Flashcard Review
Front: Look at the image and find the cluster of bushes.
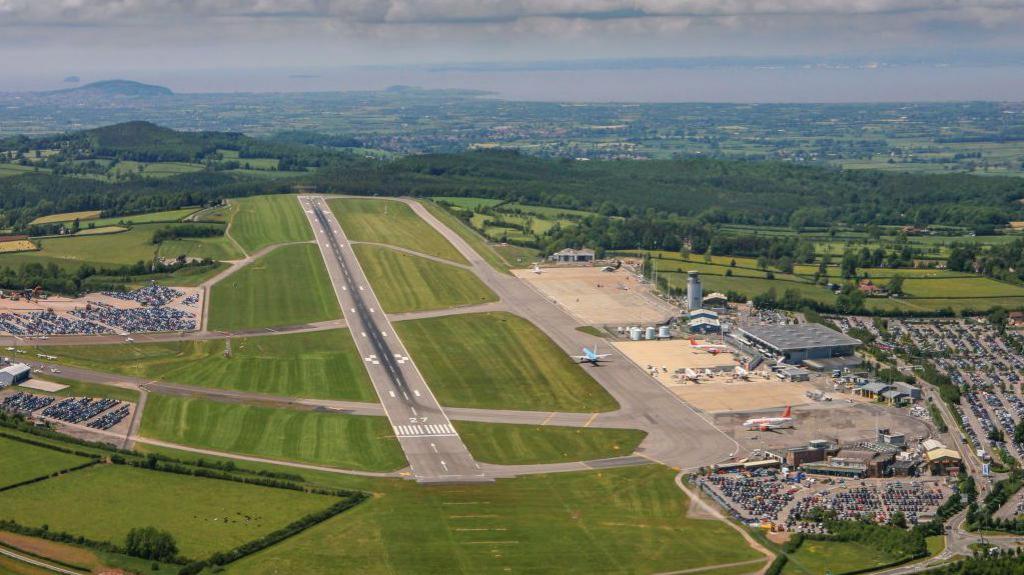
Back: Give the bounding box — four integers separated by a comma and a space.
967, 468, 1024, 533
0, 257, 216, 296
922, 547, 1024, 574
151, 224, 224, 244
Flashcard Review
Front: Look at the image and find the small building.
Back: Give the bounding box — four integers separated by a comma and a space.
688, 309, 720, 321
777, 365, 811, 382
926, 448, 962, 476
786, 445, 829, 468
921, 439, 946, 452
891, 460, 919, 477
702, 292, 729, 309
800, 447, 895, 478
855, 380, 921, 404
549, 248, 595, 263
689, 317, 721, 334
0, 363, 31, 387
1010, 311, 1024, 327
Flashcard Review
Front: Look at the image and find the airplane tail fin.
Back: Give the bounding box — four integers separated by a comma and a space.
782, 405, 791, 418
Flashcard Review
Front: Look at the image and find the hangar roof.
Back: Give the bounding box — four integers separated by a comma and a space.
739, 323, 862, 352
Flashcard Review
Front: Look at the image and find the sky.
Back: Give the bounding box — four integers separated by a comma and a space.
2, 1, 1024, 99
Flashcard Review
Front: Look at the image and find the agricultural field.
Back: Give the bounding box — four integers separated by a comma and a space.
0, 531, 180, 575
89, 207, 200, 227
329, 198, 467, 264
43, 329, 376, 402
9, 223, 230, 269
395, 312, 618, 413
29, 210, 102, 225
352, 244, 496, 313
0, 163, 40, 177
0, 240, 37, 253
452, 421, 647, 465
782, 540, 902, 575
139, 394, 406, 471
106, 160, 204, 179
208, 243, 340, 331
900, 277, 1024, 298
219, 149, 280, 170
0, 464, 340, 560
229, 195, 312, 253
218, 464, 762, 575
72, 225, 127, 236
0, 437, 93, 488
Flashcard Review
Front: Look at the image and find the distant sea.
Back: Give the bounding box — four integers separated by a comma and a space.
8, 64, 1024, 102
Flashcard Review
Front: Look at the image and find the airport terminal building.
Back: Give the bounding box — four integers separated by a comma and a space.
737, 324, 862, 364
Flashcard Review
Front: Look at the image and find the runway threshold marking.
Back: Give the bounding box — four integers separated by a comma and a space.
394, 424, 457, 437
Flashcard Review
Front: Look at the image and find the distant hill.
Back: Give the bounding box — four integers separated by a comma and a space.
52, 80, 173, 97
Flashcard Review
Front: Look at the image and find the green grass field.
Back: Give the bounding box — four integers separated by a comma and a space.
156, 232, 243, 261
89, 207, 200, 227
43, 329, 375, 402
353, 244, 496, 313
431, 196, 505, 210
783, 540, 902, 575
140, 394, 406, 471
107, 161, 204, 179
0, 464, 339, 560
0, 437, 92, 488
422, 201, 511, 273
218, 464, 760, 575
0, 163, 41, 178
208, 243, 340, 331
901, 277, 1024, 298
229, 195, 312, 253
14, 223, 232, 269
395, 312, 618, 413
21, 375, 141, 403
453, 421, 646, 465
330, 198, 467, 264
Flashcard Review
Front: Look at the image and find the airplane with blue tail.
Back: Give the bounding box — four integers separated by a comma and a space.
572, 344, 612, 365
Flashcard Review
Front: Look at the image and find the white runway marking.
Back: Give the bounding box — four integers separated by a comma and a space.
393, 424, 457, 437
413, 389, 421, 397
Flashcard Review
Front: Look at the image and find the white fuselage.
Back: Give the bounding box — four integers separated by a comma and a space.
742, 417, 794, 430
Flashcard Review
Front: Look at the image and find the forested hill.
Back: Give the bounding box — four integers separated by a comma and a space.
3, 122, 1024, 229
313, 150, 1024, 228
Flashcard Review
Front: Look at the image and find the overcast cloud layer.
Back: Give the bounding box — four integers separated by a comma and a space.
2, 0, 1023, 95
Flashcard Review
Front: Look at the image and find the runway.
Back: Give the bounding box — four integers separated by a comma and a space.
300, 196, 486, 483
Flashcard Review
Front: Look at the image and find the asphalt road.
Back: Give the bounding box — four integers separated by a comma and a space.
300, 195, 486, 483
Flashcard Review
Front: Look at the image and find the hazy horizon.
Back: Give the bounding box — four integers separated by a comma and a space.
3, 1, 1024, 103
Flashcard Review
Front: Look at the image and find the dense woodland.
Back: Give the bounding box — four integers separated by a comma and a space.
3, 123, 1024, 290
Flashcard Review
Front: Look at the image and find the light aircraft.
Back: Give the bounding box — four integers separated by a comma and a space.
743, 406, 795, 431
684, 367, 701, 382
573, 344, 612, 365
734, 366, 750, 380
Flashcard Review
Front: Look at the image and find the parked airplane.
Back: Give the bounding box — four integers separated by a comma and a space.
684, 367, 701, 382
734, 366, 750, 380
572, 344, 612, 365
689, 338, 731, 354
743, 406, 795, 431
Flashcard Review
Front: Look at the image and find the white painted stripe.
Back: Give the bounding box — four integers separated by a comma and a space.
388, 390, 395, 398
413, 390, 421, 397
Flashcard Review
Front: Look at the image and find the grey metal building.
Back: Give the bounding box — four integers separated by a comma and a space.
0, 363, 31, 387
737, 323, 862, 363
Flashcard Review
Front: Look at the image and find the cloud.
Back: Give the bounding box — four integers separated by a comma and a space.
1, 0, 1022, 25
